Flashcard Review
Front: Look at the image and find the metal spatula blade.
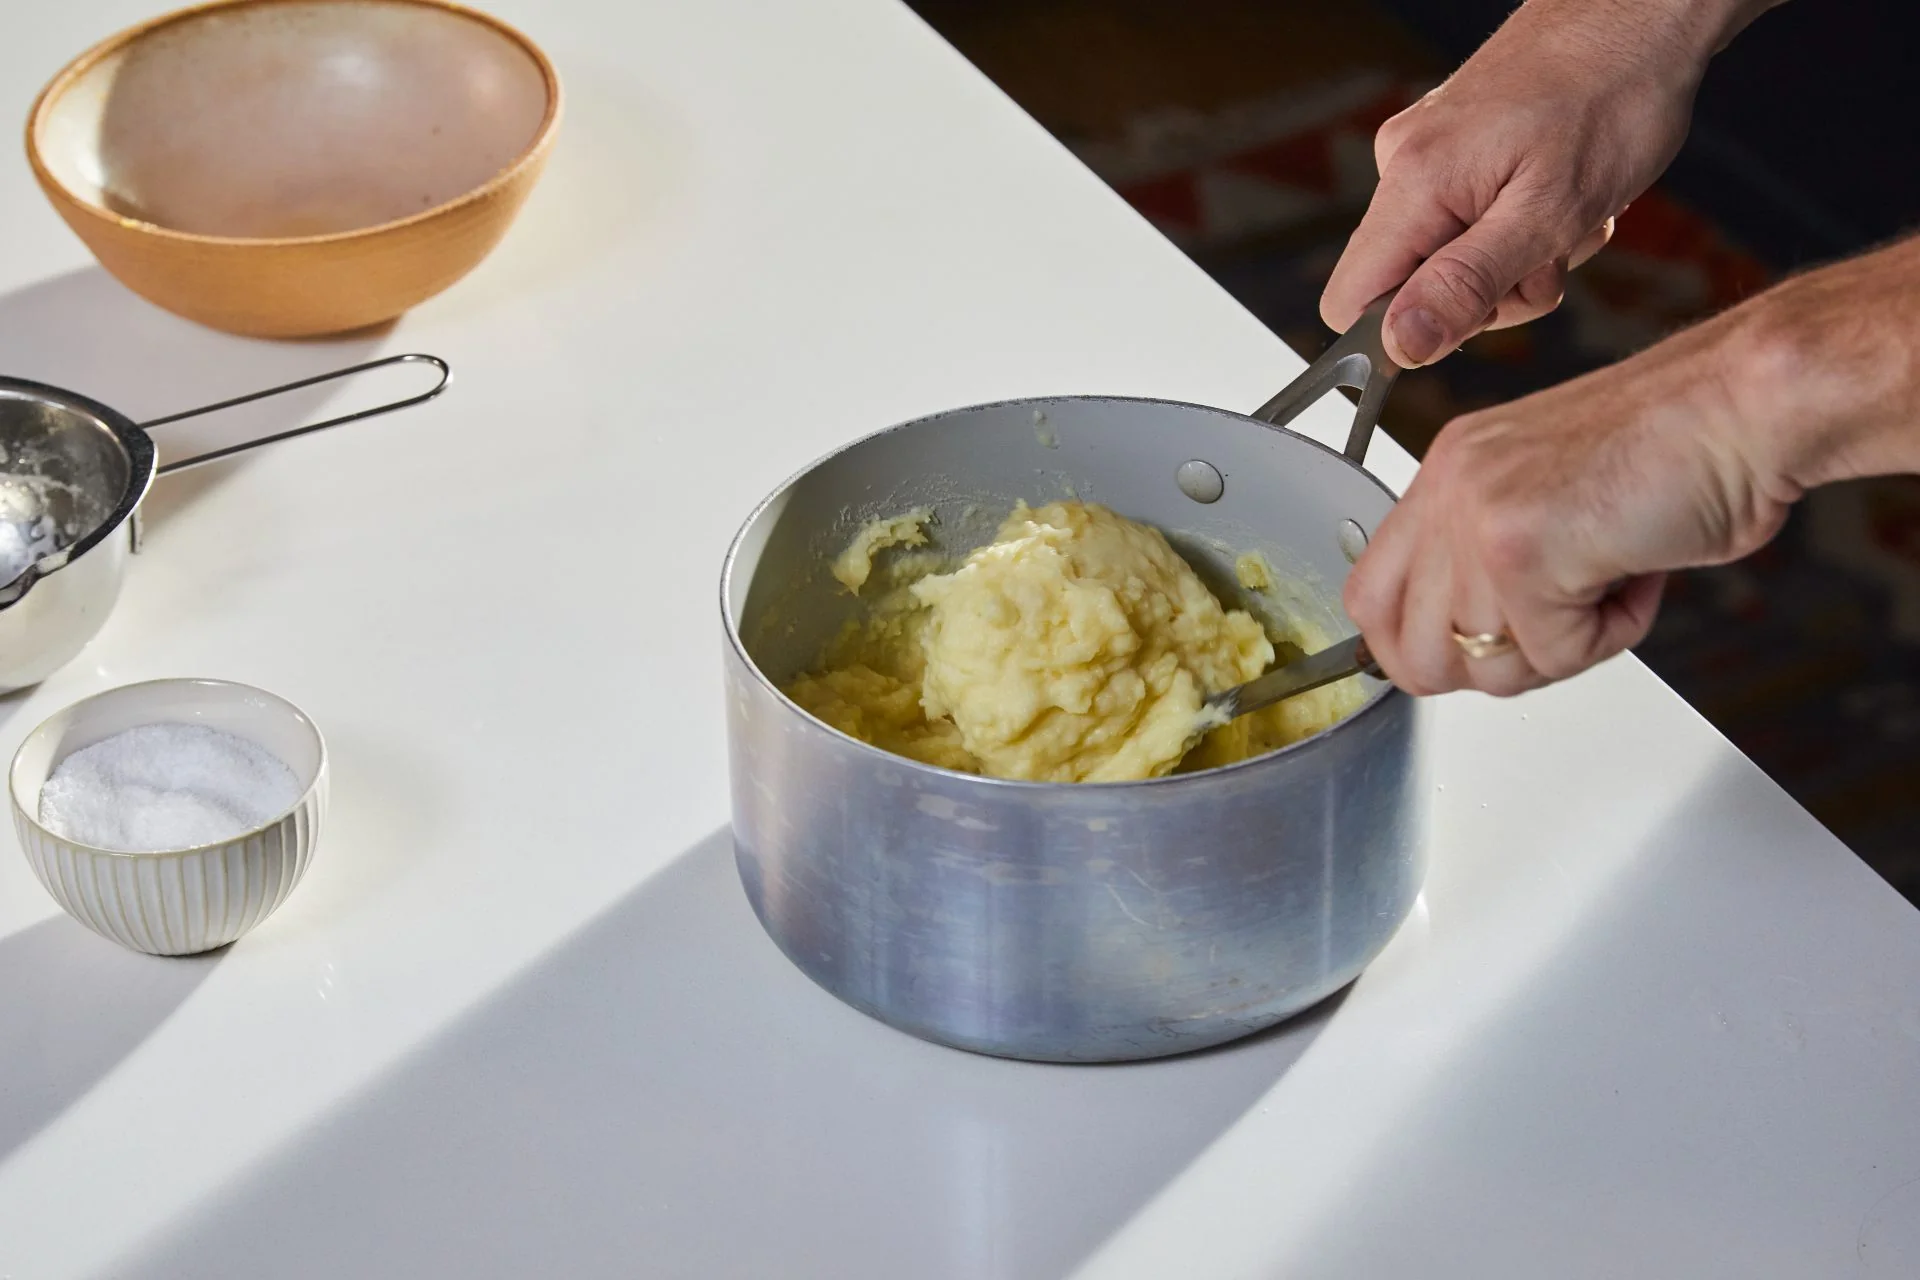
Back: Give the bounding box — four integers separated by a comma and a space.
1202, 634, 1383, 726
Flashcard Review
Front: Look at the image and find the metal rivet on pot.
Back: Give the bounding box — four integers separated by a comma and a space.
1337, 518, 1369, 563
1176, 459, 1224, 504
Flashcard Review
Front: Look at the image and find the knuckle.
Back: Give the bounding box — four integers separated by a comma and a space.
1489, 299, 1548, 331
1372, 128, 1402, 172
1416, 438, 1476, 501
1409, 447, 1453, 494
1373, 106, 1420, 166
1530, 643, 1589, 683
1516, 262, 1566, 310
1407, 654, 1458, 697
1477, 508, 1541, 579
1381, 131, 1443, 186
1388, 664, 1436, 698
1390, 635, 1458, 697
1419, 422, 1479, 479
1421, 243, 1507, 315
1343, 572, 1389, 631
1616, 618, 1657, 656
1474, 665, 1537, 699
1453, 478, 1541, 579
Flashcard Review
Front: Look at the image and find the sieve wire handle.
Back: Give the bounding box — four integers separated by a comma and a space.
1251, 292, 1399, 466
144, 353, 451, 477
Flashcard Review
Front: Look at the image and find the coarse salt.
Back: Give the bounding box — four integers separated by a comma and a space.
38, 722, 302, 852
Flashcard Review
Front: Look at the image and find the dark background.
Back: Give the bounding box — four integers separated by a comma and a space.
1382, 0, 1920, 269
910, 0, 1920, 903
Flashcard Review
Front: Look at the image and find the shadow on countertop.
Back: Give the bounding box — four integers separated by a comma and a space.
0, 916, 222, 1164
1288, 751, 1920, 1277
108, 829, 1340, 1280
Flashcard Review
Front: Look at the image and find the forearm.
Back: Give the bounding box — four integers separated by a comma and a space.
1508, 0, 1788, 75
1717, 234, 1920, 492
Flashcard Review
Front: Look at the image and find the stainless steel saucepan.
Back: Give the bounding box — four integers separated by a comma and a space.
721, 302, 1424, 1062
1, 355, 449, 693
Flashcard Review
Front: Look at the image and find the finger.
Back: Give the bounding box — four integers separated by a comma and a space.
1471, 499, 1600, 682
1321, 163, 1466, 336
1501, 572, 1667, 684
1343, 491, 1424, 691
1370, 100, 1424, 175
1443, 214, 1613, 337
1568, 216, 1615, 270
1492, 572, 1616, 684
1451, 553, 1547, 697
1485, 257, 1568, 331
1392, 532, 1465, 694
1383, 195, 1576, 368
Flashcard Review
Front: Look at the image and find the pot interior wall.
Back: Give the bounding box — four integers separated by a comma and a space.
731, 397, 1399, 689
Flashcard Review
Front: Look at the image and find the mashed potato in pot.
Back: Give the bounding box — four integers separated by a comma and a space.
784, 501, 1363, 782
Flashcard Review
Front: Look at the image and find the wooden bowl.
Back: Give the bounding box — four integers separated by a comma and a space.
25, 0, 561, 337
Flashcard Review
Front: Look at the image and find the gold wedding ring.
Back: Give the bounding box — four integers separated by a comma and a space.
1452, 628, 1518, 660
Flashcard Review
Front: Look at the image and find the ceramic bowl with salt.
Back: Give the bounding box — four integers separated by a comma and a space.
8, 678, 327, 955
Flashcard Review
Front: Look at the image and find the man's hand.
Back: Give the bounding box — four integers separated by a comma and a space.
1322, 0, 1780, 368
1346, 236, 1920, 695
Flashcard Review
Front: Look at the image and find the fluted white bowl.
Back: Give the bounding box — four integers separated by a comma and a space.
9, 679, 326, 955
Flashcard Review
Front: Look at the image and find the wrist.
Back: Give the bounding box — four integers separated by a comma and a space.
1718, 238, 1920, 492
1521, 0, 1778, 76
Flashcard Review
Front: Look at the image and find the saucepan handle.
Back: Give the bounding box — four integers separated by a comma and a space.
1251, 293, 1398, 466
143, 353, 451, 477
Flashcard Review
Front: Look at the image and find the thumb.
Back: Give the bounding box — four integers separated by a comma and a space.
1385, 204, 1567, 367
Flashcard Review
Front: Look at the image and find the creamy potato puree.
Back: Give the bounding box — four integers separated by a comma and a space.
1235, 550, 1274, 592
908, 503, 1268, 781
786, 570, 980, 772
832, 507, 932, 592
785, 501, 1364, 781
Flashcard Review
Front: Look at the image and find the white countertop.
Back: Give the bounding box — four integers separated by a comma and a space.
2, 2, 1917, 1276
